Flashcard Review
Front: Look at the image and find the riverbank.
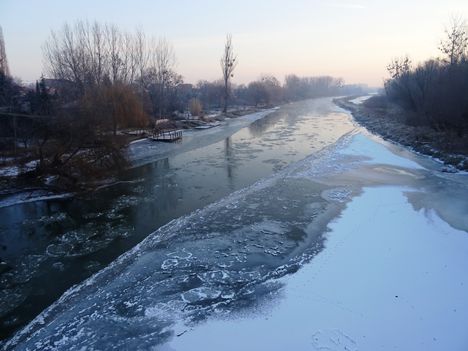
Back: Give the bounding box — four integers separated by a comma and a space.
334, 96, 468, 171
0, 107, 277, 208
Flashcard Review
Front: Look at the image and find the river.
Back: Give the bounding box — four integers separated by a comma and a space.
0, 98, 353, 340
2, 98, 468, 351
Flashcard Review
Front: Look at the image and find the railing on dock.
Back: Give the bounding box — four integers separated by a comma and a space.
150, 129, 183, 142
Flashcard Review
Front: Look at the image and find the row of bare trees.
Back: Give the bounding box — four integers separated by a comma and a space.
385, 16, 468, 133
44, 23, 350, 120
44, 21, 181, 117
44, 22, 146, 92
30, 21, 187, 183
196, 74, 346, 109
1, 21, 358, 186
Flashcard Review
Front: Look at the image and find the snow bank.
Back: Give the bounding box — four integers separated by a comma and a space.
349, 95, 372, 105
340, 133, 424, 169
0, 160, 38, 178
169, 186, 468, 351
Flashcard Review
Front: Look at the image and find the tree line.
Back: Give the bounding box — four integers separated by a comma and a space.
384, 16, 468, 134
0, 21, 363, 188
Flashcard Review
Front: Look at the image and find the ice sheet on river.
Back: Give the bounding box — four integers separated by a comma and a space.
5, 131, 468, 351
169, 186, 468, 351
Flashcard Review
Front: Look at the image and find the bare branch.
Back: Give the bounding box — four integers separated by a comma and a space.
439, 15, 468, 65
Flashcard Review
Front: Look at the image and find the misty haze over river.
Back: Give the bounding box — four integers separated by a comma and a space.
2, 98, 468, 350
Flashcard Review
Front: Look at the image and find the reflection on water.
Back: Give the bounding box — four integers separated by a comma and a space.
248, 109, 285, 136
0, 98, 355, 339
225, 137, 234, 185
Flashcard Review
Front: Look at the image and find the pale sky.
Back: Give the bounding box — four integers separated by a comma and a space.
1, 0, 467, 87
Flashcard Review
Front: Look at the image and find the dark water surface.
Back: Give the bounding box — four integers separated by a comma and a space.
0, 98, 354, 340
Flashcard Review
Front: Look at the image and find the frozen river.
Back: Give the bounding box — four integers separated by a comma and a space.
0, 99, 353, 340
2, 98, 468, 350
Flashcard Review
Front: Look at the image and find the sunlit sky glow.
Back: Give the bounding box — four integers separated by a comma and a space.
1, 0, 467, 87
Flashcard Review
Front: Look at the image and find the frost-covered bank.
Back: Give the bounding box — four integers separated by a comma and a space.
335, 96, 468, 171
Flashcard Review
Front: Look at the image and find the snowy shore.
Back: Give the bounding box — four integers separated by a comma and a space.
335, 96, 468, 172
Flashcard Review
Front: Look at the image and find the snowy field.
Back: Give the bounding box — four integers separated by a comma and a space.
3, 101, 468, 351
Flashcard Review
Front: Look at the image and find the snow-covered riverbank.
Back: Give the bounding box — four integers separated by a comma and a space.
336, 95, 468, 172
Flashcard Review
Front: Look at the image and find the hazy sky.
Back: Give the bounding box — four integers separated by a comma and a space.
1, 0, 467, 86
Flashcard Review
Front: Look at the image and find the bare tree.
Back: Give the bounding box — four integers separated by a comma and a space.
43, 20, 187, 121
439, 16, 468, 65
220, 34, 237, 113
43, 21, 155, 95
142, 38, 182, 118
134, 29, 150, 87
44, 23, 78, 90
81, 83, 148, 135
0, 26, 10, 76
386, 55, 412, 79
189, 98, 202, 117
153, 38, 176, 118
385, 55, 417, 110
197, 80, 224, 109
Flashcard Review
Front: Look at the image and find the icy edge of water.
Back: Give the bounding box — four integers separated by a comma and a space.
0, 192, 74, 209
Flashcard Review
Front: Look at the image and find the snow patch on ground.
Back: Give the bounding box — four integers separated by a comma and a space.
0, 160, 38, 177
349, 95, 372, 105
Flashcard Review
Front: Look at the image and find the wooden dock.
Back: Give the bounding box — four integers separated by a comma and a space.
149, 129, 183, 142
194, 122, 221, 130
